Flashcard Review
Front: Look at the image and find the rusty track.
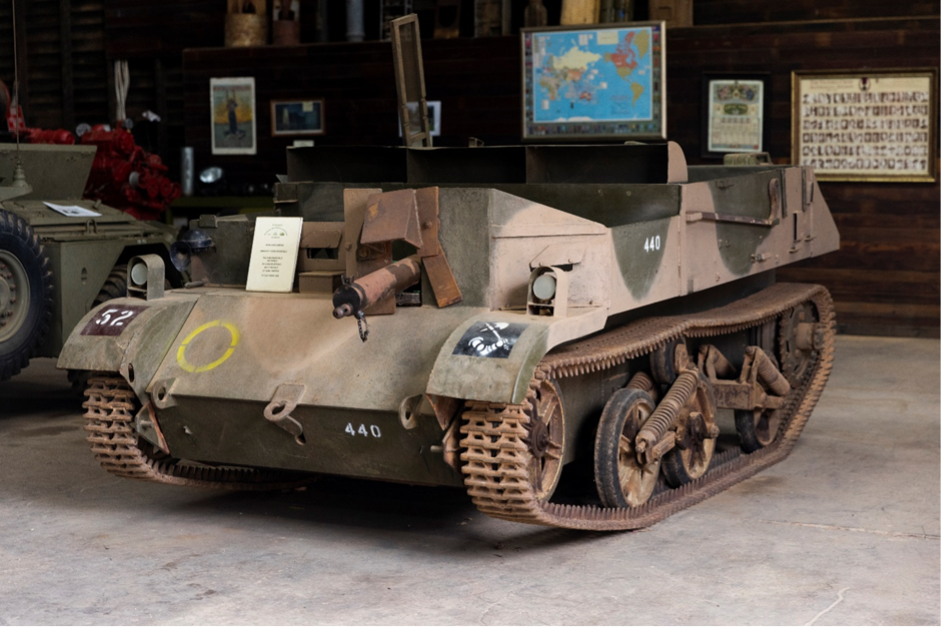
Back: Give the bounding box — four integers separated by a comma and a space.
459, 283, 835, 530
83, 376, 311, 490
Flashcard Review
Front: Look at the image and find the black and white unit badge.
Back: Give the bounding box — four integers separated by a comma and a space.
453, 322, 528, 359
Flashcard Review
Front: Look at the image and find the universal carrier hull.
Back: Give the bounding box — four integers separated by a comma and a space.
60, 143, 839, 530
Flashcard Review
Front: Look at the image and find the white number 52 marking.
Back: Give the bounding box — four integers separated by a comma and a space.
643, 235, 661, 253
94, 308, 135, 327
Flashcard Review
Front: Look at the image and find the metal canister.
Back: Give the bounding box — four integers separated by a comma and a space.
180, 147, 194, 197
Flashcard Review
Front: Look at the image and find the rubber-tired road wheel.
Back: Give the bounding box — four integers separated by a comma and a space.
95, 265, 129, 303
735, 408, 782, 453
0, 209, 52, 381
735, 353, 784, 453
594, 387, 660, 507
650, 337, 684, 385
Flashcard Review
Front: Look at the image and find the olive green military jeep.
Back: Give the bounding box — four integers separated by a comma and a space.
0, 143, 182, 381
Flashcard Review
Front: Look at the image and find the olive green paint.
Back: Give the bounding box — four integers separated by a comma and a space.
274, 179, 681, 229
612, 218, 672, 300
157, 400, 464, 487
436, 188, 493, 308
41, 240, 125, 355
711, 172, 781, 276
687, 165, 776, 183
0, 144, 96, 199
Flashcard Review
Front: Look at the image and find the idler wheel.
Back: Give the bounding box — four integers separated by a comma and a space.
779, 302, 819, 387
735, 352, 784, 453
594, 386, 660, 508
661, 375, 718, 488
522, 378, 566, 501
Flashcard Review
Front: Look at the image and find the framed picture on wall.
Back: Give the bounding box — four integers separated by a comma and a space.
399, 101, 441, 138
210, 77, 257, 155
791, 68, 938, 182
701, 72, 770, 158
270, 99, 325, 136
521, 21, 667, 142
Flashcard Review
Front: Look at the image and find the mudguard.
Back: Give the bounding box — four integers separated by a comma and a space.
57, 294, 198, 401
426, 308, 606, 404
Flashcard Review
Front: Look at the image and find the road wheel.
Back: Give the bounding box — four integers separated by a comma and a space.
661, 376, 717, 488
522, 378, 566, 501
0, 209, 53, 381
594, 387, 660, 507
735, 408, 783, 453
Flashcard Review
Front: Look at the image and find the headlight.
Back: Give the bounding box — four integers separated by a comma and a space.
126, 254, 166, 300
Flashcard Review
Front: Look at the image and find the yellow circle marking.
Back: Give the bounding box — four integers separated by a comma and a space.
176, 320, 240, 373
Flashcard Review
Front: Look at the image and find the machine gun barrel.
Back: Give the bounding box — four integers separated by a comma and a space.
332, 254, 422, 319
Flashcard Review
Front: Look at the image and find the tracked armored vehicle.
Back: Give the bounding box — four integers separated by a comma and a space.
58, 142, 839, 530
0, 143, 182, 381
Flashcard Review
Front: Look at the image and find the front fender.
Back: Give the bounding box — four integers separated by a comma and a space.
57, 294, 198, 401
427, 307, 609, 404
426, 313, 551, 405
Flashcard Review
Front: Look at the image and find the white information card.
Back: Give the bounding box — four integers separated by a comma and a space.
43, 202, 102, 217
245, 216, 304, 293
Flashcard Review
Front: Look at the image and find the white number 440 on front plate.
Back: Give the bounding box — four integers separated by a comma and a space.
345, 423, 382, 438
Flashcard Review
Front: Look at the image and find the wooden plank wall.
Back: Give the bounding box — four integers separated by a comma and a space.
668, 17, 941, 337
103, 0, 224, 57
99, 2, 213, 173
693, 0, 938, 24
71, 1, 109, 129
0, 0, 107, 131
17, 0, 64, 130
181, 36, 523, 167
0, 3, 14, 96
182, 16, 940, 337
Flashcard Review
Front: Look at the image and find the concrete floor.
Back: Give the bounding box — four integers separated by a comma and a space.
0, 335, 938, 625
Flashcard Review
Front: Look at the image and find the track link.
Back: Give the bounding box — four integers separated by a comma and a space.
83, 376, 312, 491
460, 283, 836, 531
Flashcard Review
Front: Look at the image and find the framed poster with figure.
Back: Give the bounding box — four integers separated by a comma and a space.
210, 77, 257, 155
792, 69, 938, 182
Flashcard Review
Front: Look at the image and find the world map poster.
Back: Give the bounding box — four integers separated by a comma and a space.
523, 23, 665, 141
